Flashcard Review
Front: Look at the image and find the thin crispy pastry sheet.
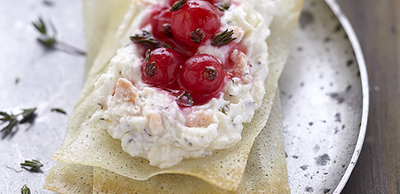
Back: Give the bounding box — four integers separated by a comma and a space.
44, 163, 93, 194
45, 91, 288, 193
46, 0, 302, 192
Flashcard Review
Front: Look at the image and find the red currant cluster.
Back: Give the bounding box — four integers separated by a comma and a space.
132, 0, 241, 106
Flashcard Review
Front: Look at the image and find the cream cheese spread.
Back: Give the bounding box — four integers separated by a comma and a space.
90, 0, 279, 168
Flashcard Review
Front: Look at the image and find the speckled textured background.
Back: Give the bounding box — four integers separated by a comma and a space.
0, 0, 367, 193
0, 0, 85, 193
280, 0, 367, 193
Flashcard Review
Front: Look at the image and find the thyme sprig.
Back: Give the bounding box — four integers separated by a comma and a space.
130, 30, 174, 50
21, 184, 31, 194
130, 30, 161, 50
211, 29, 237, 47
19, 108, 36, 124
32, 16, 86, 56
51, 108, 67, 115
32, 17, 56, 46
170, 0, 187, 12
0, 108, 36, 133
215, 1, 231, 11
20, 159, 43, 172
163, 42, 173, 50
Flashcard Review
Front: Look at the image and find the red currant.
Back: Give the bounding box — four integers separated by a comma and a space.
141, 47, 184, 88
170, 0, 221, 49
179, 54, 225, 94
168, 0, 179, 6
150, 5, 173, 39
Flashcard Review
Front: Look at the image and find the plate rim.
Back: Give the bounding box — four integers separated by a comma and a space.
323, 0, 370, 193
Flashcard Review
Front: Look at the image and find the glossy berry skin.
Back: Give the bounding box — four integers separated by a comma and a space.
141, 47, 184, 88
150, 5, 173, 39
179, 54, 225, 94
170, 0, 221, 49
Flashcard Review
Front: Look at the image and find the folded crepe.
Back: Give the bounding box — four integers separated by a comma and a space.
44, 0, 302, 192
45, 91, 288, 193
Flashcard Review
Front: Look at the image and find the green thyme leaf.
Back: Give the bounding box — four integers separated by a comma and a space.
0, 108, 36, 133
0, 111, 11, 121
51, 108, 66, 115
32, 17, 56, 48
20, 159, 43, 172
37, 37, 56, 48
32, 16, 86, 55
162, 42, 173, 50
130, 30, 161, 50
211, 29, 237, 47
2, 119, 18, 133
215, 1, 231, 11
32, 17, 47, 35
21, 184, 31, 194
19, 108, 37, 124
170, 0, 187, 12
0, 111, 18, 133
